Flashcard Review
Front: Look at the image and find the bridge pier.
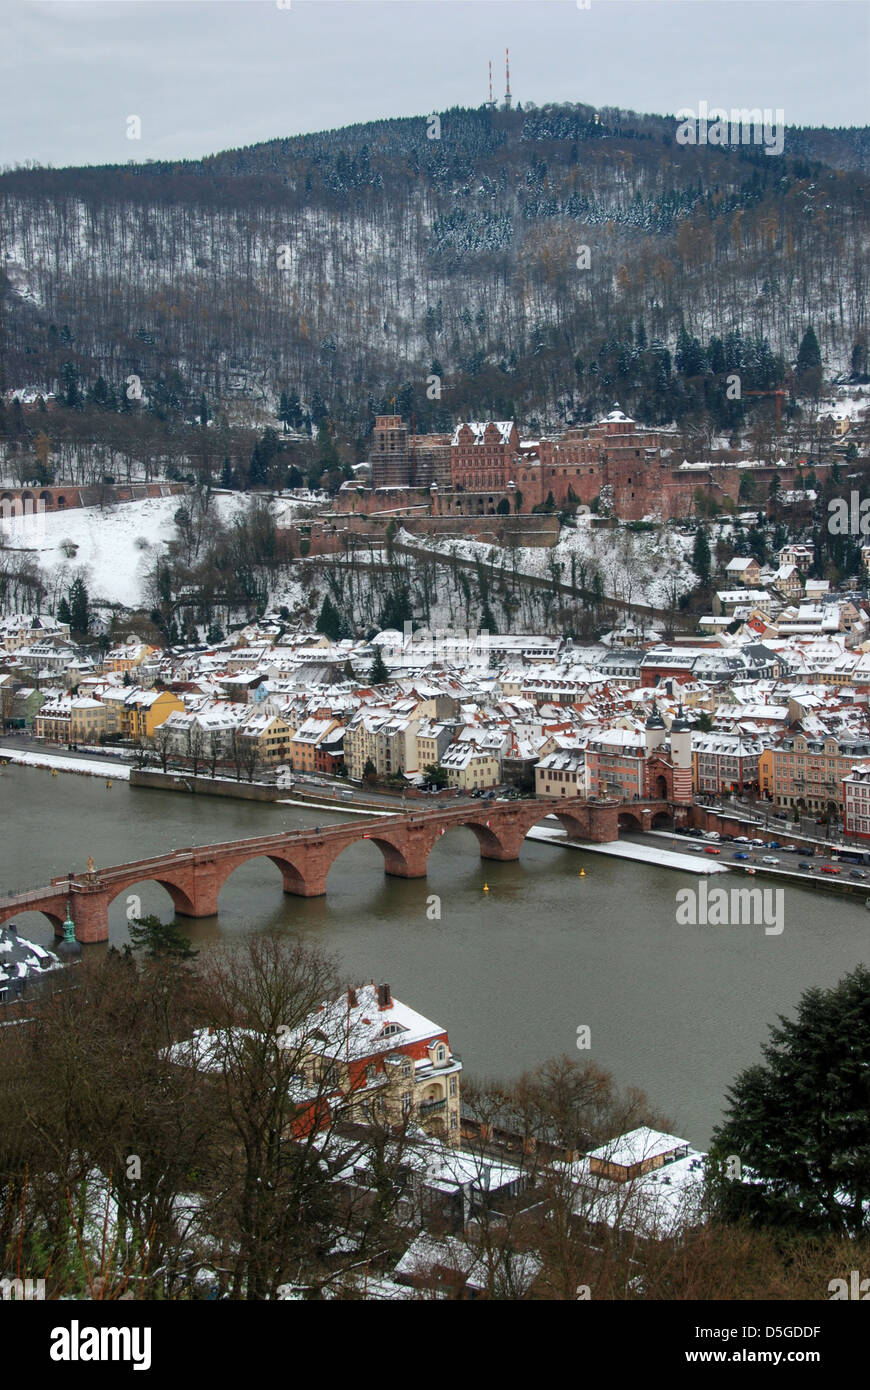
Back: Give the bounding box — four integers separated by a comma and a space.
381, 840, 432, 878
281, 868, 327, 897
68, 891, 110, 943
479, 835, 523, 862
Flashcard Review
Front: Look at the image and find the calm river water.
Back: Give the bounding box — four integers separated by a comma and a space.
3, 762, 868, 1146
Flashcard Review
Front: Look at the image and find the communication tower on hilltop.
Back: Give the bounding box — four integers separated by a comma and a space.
485, 59, 496, 110
503, 48, 512, 110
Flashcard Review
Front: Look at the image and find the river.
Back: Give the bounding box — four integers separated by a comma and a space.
3, 762, 868, 1147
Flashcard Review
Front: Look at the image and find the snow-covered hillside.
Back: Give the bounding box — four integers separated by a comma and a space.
0, 493, 248, 609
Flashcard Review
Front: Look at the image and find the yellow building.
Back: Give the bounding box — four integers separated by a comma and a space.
70, 697, 108, 743
34, 699, 71, 742
102, 642, 157, 676
238, 712, 294, 765
440, 742, 500, 791
125, 689, 185, 740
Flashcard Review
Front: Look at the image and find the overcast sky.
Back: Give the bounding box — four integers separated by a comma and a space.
2, 0, 868, 168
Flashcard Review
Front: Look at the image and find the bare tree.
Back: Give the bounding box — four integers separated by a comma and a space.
186, 722, 204, 779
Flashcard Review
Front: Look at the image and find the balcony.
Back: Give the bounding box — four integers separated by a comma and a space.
418, 1097, 447, 1115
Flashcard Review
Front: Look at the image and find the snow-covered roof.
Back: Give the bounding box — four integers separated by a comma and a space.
451, 421, 515, 447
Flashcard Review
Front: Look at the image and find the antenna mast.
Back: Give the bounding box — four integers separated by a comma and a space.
504, 48, 512, 110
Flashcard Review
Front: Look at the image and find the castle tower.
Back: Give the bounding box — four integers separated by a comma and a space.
669, 707, 693, 805
644, 709, 666, 757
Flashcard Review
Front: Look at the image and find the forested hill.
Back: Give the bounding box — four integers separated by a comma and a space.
2, 102, 868, 434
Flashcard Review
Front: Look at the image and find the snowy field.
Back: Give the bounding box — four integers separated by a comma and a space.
0, 493, 250, 609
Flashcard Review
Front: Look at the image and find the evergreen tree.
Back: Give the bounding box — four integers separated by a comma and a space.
127, 913, 198, 960
708, 966, 870, 1234
57, 596, 72, 625
61, 362, 81, 410
316, 596, 342, 641
379, 586, 412, 631
219, 457, 234, 489
310, 391, 329, 429
68, 576, 90, 635
796, 325, 823, 396
199, 393, 210, 428
248, 443, 268, 488
369, 647, 389, 684
691, 527, 711, 585
796, 324, 822, 373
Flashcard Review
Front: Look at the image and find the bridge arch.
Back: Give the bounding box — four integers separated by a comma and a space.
105, 876, 197, 920
323, 832, 427, 883
0, 903, 66, 937
428, 817, 517, 862
617, 810, 644, 833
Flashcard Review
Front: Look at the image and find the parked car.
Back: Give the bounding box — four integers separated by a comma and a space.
820, 864, 841, 875
734, 836, 750, 844
734, 852, 751, 861
782, 845, 799, 853
749, 838, 765, 847
762, 856, 780, 865
687, 829, 703, 838
721, 834, 735, 842
766, 841, 780, 850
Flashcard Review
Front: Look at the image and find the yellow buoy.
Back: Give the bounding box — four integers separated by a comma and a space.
106, 780, 112, 789
579, 868, 586, 877
51, 768, 58, 777
482, 883, 489, 893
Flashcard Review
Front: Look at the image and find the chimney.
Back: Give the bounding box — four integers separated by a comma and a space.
377, 982, 392, 1009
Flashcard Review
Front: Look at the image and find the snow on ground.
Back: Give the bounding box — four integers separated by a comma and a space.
528, 824, 728, 874
0, 493, 249, 608
400, 515, 695, 611
0, 747, 131, 779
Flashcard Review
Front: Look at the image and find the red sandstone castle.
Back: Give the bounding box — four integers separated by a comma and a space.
364, 408, 822, 523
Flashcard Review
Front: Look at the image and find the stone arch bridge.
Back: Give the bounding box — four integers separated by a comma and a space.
1, 799, 680, 943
